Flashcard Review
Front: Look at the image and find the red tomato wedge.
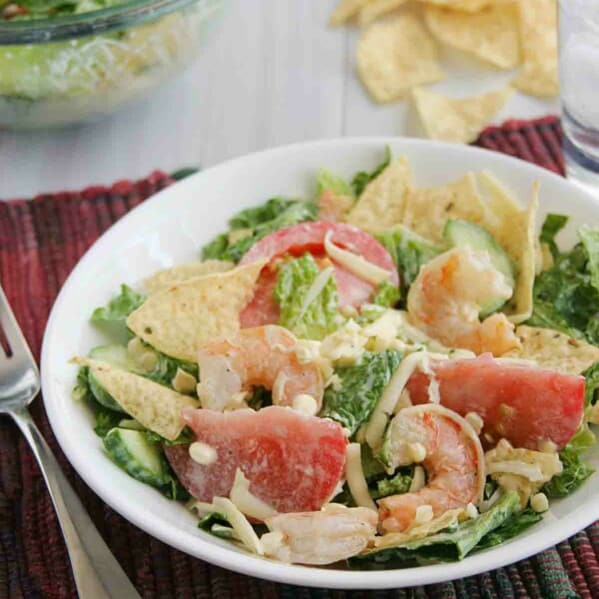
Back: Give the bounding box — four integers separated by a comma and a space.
406, 353, 585, 451
164, 406, 347, 513
239, 222, 399, 326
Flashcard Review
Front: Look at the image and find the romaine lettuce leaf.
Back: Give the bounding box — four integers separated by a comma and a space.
352, 492, 521, 567
371, 471, 412, 500
274, 253, 342, 340
372, 281, 401, 308
317, 169, 353, 197
539, 213, 568, 260
528, 226, 599, 344
376, 225, 442, 294
584, 362, 599, 407
579, 225, 599, 291
201, 199, 317, 263
351, 146, 392, 197
320, 350, 402, 435
91, 284, 145, 339
474, 508, 542, 551
543, 426, 596, 498
143, 349, 198, 388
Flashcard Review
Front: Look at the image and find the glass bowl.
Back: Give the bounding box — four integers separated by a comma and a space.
0, 0, 225, 129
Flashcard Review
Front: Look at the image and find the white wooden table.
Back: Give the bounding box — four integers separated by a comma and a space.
0, 0, 559, 199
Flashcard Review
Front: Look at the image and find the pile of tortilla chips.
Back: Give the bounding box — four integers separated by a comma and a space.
344, 153, 538, 322
330, 0, 558, 143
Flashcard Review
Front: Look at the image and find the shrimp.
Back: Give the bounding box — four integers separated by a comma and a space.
196, 325, 324, 412
263, 504, 377, 565
407, 247, 520, 356
378, 404, 485, 533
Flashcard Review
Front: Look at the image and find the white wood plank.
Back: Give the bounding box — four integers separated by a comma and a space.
0, 0, 345, 198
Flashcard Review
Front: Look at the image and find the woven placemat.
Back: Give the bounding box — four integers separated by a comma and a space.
1, 117, 597, 599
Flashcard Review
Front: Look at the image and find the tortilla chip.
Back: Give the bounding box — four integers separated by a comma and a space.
329, 0, 370, 26
357, 13, 445, 103
512, 0, 558, 97
482, 182, 538, 323
402, 173, 486, 244
127, 260, 266, 362
358, 0, 408, 26
75, 358, 199, 440
412, 86, 514, 144
478, 171, 523, 220
503, 326, 599, 375
345, 157, 412, 233
144, 260, 234, 294
424, 4, 520, 69
415, 0, 514, 11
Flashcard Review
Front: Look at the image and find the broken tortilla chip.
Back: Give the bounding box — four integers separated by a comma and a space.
424, 4, 520, 69
329, 0, 371, 26
358, 0, 408, 26
503, 326, 599, 375
482, 181, 539, 323
346, 157, 412, 233
412, 86, 514, 144
127, 260, 266, 362
402, 173, 486, 244
512, 0, 558, 97
357, 13, 445, 103
74, 358, 199, 440
144, 260, 234, 294
415, 0, 515, 11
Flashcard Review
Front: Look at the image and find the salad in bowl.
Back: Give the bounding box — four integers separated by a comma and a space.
70, 148, 599, 569
0, 0, 224, 128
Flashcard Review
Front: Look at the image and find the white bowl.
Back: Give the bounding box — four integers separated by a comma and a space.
41, 138, 599, 590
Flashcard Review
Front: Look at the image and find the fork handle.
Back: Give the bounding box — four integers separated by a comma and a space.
11, 406, 141, 599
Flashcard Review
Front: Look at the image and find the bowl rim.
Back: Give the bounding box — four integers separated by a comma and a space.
40, 136, 599, 590
0, 0, 220, 45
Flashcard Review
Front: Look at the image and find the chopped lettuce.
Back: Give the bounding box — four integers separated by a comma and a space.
543, 426, 596, 498
474, 508, 542, 551
376, 225, 442, 294
143, 348, 198, 388
316, 169, 353, 197
73, 366, 123, 437
371, 470, 412, 500
579, 225, 599, 290
274, 253, 342, 340
584, 362, 599, 407
540, 213, 568, 260
528, 226, 599, 344
90, 284, 145, 340
201, 198, 317, 263
351, 146, 392, 197
320, 350, 402, 435
144, 427, 195, 447
372, 281, 401, 308
352, 492, 521, 567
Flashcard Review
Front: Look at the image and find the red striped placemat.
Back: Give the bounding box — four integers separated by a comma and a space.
1, 117, 597, 599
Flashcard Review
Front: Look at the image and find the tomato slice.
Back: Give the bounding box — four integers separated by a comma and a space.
239, 222, 399, 326
406, 353, 585, 450
164, 406, 347, 514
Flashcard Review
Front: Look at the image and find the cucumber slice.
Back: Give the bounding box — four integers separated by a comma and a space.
103, 428, 172, 489
443, 219, 516, 316
90, 345, 137, 371
88, 372, 126, 413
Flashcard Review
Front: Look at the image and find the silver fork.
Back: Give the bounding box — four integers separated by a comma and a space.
0, 285, 141, 599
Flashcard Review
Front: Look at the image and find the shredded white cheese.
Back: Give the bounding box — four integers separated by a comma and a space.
409, 466, 426, 492
345, 443, 378, 512
364, 351, 429, 451
298, 266, 335, 320
486, 461, 545, 482
260, 530, 285, 556
324, 230, 391, 285
172, 368, 197, 394
212, 497, 264, 555
229, 469, 278, 521
465, 412, 484, 436
530, 492, 549, 513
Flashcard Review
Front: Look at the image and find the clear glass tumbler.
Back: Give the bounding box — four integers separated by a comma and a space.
559, 0, 599, 186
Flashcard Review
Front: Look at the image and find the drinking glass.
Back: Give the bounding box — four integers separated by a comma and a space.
559, 0, 599, 186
